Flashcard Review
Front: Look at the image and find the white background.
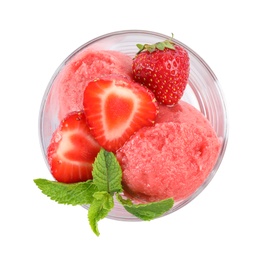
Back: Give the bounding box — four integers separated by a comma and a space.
1, 0, 261, 259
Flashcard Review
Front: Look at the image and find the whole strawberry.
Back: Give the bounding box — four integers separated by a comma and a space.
132, 37, 190, 106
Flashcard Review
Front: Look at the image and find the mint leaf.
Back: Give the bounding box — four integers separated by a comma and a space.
34, 178, 97, 205
88, 191, 114, 236
88, 149, 122, 236
92, 149, 122, 194
35, 149, 175, 235
117, 194, 174, 221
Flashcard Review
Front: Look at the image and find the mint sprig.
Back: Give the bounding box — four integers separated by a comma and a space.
88, 191, 114, 236
117, 194, 174, 221
33, 179, 97, 205
92, 148, 122, 194
34, 148, 175, 236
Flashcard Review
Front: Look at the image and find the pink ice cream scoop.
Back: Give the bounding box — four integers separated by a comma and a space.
48, 49, 133, 120
116, 101, 221, 203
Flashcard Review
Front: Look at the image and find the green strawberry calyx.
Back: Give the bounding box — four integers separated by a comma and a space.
136, 33, 175, 54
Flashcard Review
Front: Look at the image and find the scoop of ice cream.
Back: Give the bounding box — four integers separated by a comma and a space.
116, 101, 221, 203
48, 49, 133, 120
156, 100, 213, 127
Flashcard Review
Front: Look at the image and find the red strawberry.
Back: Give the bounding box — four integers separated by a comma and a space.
83, 75, 158, 152
132, 37, 190, 106
47, 111, 101, 183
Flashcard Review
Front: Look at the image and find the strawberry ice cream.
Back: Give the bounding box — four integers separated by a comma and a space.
116, 101, 221, 203
45, 46, 221, 205
38, 31, 227, 229
48, 49, 132, 120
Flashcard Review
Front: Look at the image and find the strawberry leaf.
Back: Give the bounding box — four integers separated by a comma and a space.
136, 34, 176, 55
92, 148, 122, 194
156, 42, 165, 50
33, 179, 98, 205
147, 44, 156, 53
136, 43, 144, 51
163, 40, 175, 50
117, 194, 174, 221
88, 191, 114, 236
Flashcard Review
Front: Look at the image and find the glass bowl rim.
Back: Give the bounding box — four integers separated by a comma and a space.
38, 29, 229, 221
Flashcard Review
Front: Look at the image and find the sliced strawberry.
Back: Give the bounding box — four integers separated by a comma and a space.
47, 111, 101, 183
83, 75, 158, 152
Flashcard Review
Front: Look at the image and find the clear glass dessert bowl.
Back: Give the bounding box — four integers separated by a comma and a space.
39, 30, 228, 221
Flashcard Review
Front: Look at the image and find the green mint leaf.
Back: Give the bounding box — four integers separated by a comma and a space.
34, 178, 97, 205
92, 148, 122, 194
88, 191, 114, 236
117, 194, 174, 221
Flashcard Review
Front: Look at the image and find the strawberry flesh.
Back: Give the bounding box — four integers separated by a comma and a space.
83, 76, 158, 152
105, 93, 134, 130
47, 111, 101, 183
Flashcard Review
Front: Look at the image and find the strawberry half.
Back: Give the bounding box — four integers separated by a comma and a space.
47, 111, 101, 183
83, 75, 158, 152
132, 37, 190, 106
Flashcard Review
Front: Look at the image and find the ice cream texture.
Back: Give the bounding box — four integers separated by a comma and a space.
47, 48, 221, 204
49, 48, 133, 120
116, 101, 221, 202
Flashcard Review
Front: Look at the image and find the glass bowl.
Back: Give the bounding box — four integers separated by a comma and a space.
39, 30, 228, 221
